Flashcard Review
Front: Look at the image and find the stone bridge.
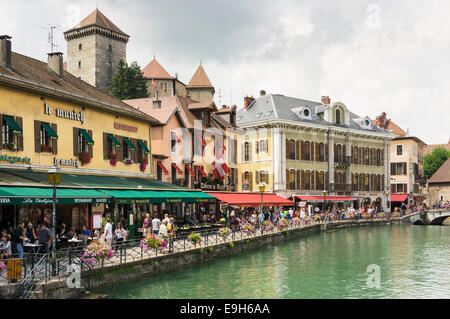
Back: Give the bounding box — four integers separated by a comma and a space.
402, 210, 450, 225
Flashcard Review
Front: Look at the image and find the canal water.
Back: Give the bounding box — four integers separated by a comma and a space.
100, 224, 450, 299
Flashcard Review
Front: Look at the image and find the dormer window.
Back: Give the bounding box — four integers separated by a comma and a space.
335, 108, 341, 124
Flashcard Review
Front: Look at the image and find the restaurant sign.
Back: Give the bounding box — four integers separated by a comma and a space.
54, 158, 79, 168
0, 197, 110, 205
44, 103, 85, 124
0, 155, 31, 164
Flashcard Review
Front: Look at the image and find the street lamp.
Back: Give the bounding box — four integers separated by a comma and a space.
259, 182, 265, 213
385, 191, 390, 219
322, 190, 327, 212
48, 166, 62, 255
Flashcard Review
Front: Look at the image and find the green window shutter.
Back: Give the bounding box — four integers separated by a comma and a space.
51, 124, 57, 155
15, 117, 23, 151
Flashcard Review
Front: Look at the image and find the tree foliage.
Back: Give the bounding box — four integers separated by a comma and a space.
110, 60, 148, 100
424, 147, 450, 179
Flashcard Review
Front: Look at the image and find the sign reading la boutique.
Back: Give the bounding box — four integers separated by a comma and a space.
44, 103, 85, 124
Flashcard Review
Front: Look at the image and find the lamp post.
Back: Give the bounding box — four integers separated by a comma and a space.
259, 183, 265, 234
385, 191, 390, 220
322, 190, 327, 212
48, 166, 62, 255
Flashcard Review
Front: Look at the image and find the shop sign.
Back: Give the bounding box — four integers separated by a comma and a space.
0, 197, 110, 205
44, 103, 85, 124
117, 199, 150, 204
114, 122, 138, 133
54, 158, 79, 168
166, 199, 182, 203
0, 155, 31, 164
200, 183, 233, 191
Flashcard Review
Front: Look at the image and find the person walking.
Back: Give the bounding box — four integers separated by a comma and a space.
37, 224, 52, 254
143, 214, 152, 236
104, 218, 113, 247
114, 223, 125, 252
158, 220, 168, 240
11, 222, 25, 258
152, 214, 161, 235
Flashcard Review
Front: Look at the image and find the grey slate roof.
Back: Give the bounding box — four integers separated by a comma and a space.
236, 94, 388, 134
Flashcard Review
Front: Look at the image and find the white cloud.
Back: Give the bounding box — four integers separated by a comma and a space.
0, 0, 448, 144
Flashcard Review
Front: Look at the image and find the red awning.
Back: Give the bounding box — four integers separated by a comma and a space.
207, 192, 293, 207
295, 196, 353, 201
157, 161, 169, 175
195, 165, 207, 177
391, 194, 408, 202
185, 165, 194, 175
221, 163, 231, 174
172, 163, 183, 175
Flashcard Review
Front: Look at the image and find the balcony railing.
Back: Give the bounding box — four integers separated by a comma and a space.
334, 156, 352, 169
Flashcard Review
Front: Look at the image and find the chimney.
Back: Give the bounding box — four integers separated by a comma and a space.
243, 96, 255, 109
153, 99, 161, 109
321, 96, 330, 105
175, 73, 178, 80
230, 106, 237, 126
260, 90, 266, 96
47, 52, 64, 78
376, 112, 387, 128
0, 35, 12, 69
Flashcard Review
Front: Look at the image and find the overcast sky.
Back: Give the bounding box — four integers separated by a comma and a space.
1, 0, 449, 144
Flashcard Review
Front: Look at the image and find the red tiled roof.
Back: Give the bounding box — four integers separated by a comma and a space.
142, 58, 174, 79
371, 119, 407, 137
67, 9, 128, 36
188, 64, 213, 88
424, 139, 450, 155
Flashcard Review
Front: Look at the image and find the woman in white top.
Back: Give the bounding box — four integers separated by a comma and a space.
158, 220, 168, 239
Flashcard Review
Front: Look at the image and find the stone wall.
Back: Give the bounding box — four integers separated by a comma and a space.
36, 219, 393, 299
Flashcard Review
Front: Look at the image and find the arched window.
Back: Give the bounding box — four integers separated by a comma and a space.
365, 148, 370, 165
289, 169, 296, 190
376, 149, 382, 166
335, 108, 342, 124
353, 173, 359, 191
305, 141, 311, 160
365, 174, 370, 191
288, 139, 296, 160
318, 171, 325, 190
260, 170, 269, 184
304, 170, 311, 190
337, 144, 342, 162
353, 146, 359, 164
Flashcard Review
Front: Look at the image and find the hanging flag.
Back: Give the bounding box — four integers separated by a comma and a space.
152, 79, 158, 89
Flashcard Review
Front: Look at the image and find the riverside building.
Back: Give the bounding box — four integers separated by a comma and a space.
0, 36, 214, 238
236, 92, 395, 212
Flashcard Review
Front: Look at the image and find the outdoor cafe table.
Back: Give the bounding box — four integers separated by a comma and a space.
24, 243, 42, 254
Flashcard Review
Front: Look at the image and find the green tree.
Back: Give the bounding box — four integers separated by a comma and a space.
110, 59, 148, 100
424, 147, 450, 178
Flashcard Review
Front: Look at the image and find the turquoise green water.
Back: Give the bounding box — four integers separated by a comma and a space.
100, 225, 450, 299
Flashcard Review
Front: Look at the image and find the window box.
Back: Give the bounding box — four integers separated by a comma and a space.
124, 158, 134, 165
3, 143, 17, 151
138, 157, 147, 172
40, 145, 52, 153
79, 152, 91, 166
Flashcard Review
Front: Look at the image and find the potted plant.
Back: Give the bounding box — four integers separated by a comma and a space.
124, 158, 134, 165
40, 144, 52, 153
139, 157, 148, 172
218, 227, 231, 239
140, 234, 167, 252
79, 152, 91, 165
262, 220, 274, 231
241, 223, 255, 235
277, 218, 289, 230
108, 152, 118, 166
0, 261, 7, 274
292, 217, 302, 226
81, 240, 114, 266
3, 143, 17, 151
188, 232, 202, 246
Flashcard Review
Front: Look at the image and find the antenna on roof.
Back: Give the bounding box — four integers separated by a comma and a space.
48, 26, 57, 53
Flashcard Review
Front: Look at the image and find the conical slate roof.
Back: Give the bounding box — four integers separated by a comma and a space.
142, 58, 174, 79
66, 9, 128, 36
188, 64, 213, 88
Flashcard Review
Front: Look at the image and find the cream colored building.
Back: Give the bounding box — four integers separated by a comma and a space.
236, 93, 394, 212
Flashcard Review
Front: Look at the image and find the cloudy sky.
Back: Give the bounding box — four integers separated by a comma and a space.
1, 0, 449, 144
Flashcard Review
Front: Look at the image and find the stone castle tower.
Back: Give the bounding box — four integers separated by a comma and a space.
64, 9, 129, 94
186, 64, 215, 104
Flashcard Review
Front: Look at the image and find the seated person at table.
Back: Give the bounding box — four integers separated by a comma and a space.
66, 227, 77, 240
1, 229, 10, 241
80, 225, 91, 237
58, 223, 67, 238
0, 236, 11, 259
37, 225, 52, 253
26, 223, 36, 244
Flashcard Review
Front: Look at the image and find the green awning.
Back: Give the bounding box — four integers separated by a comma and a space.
41, 122, 58, 140
138, 140, 150, 154
3, 116, 22, 135
79, 129, 94, 145
107, 134, 121, 146
97, 189, 216, 204
123, 137, 136, 151
0, 187, 111, 205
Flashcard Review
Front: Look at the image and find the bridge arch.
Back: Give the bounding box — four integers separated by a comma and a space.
429, 216, 450, 226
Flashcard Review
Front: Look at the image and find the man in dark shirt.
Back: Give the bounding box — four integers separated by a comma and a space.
37, 225, 52, 253
11, 222, 25, 258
